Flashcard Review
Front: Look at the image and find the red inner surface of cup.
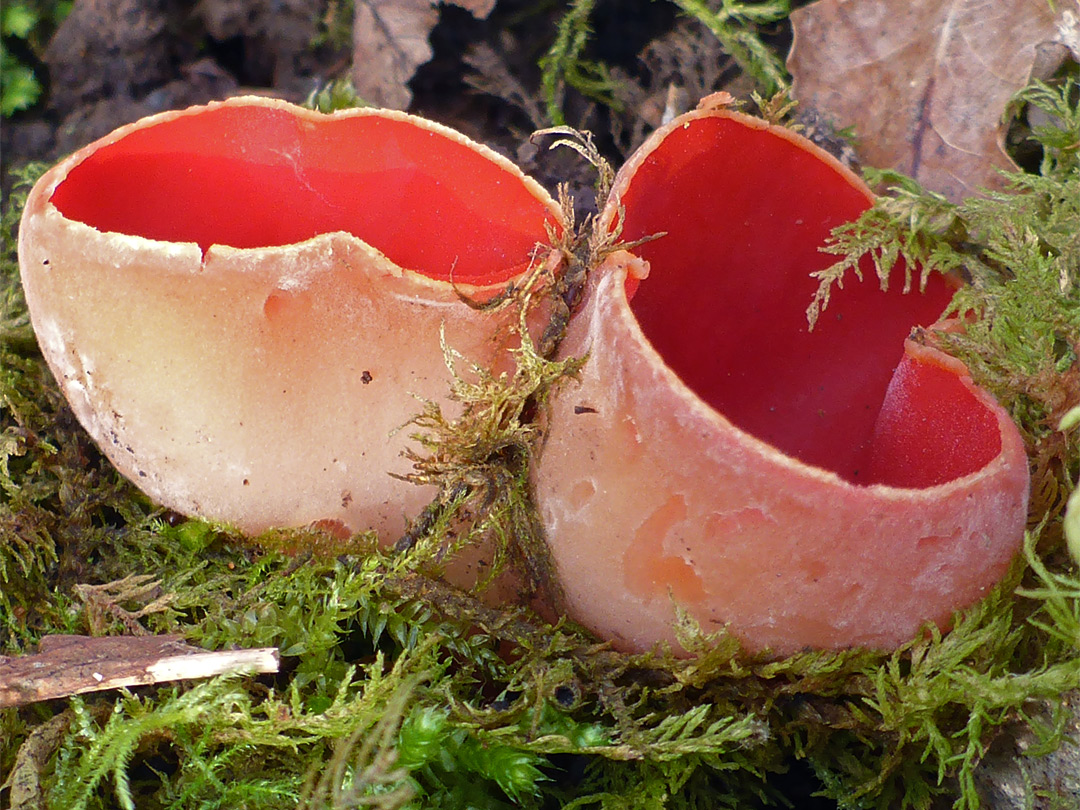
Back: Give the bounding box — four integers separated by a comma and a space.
51, 104, 555, 284
617, 115, 1000, 486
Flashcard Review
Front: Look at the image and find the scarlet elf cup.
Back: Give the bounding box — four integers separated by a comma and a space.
532, 108, 1029, 655
18, 97, 564, 540
18, 97, 1029, 656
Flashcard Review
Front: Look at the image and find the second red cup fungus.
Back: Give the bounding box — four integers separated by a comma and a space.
532, 109, 1030, 656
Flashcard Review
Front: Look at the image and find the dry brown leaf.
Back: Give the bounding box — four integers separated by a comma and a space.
352, 0, 497, 109
788, 0, 1080, 201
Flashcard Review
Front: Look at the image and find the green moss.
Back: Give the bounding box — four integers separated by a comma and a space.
303, 77, 371, 113
668, 0, 790, 96
1, 2, 73, 117
540, 0, 623, 125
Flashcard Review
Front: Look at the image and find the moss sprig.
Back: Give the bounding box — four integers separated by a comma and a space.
669, 0, 790, 96
303, 77, 371, 113
538, 0, 790, 127
539, 0, 623, 125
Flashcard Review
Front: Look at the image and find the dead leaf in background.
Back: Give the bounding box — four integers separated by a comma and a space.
788, 0, 1080, 202
353, 0, 497, 109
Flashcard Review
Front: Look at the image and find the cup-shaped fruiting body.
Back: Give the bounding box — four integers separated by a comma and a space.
19, 96, 563, 538
533, 110, 1030, 656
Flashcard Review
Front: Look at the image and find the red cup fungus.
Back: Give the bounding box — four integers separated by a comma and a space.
18, 96, 563, 538
532, 108, 1030, 656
